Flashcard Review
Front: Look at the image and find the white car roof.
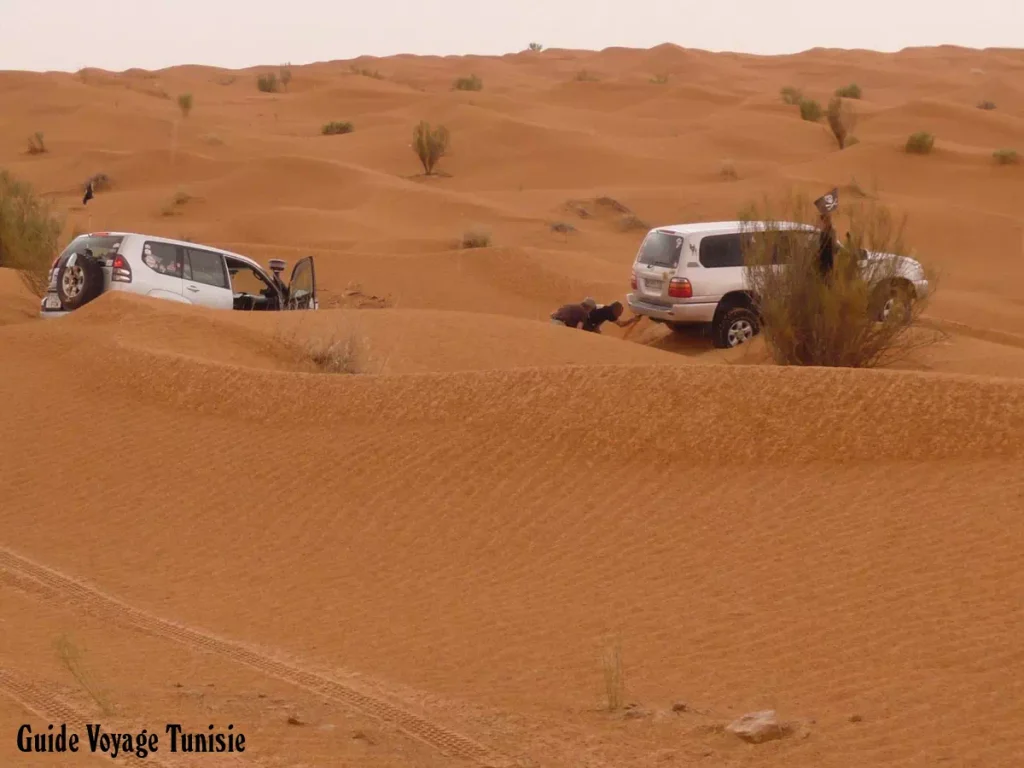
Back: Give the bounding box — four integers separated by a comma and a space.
79, 231, 268, 272
651, 220, 818, 237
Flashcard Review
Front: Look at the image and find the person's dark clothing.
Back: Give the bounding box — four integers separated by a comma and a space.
551, 303, 590, 328
582, 304, 619, 332
817, 226, 835, 278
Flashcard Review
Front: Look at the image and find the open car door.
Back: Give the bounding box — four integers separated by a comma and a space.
286, 256, 317, 310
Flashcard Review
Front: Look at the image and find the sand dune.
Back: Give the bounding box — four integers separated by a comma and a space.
3, 43, 1024, 768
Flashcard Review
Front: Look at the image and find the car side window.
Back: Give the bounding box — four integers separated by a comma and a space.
183, 247, 229, 289
141, 241, 183, 278
698, 233, 744, 268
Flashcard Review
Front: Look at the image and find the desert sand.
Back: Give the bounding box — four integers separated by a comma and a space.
1, 43, 1023, 767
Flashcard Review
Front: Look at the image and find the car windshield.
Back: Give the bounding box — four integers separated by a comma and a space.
59, 235, 124, 263
636, 231, 684, 268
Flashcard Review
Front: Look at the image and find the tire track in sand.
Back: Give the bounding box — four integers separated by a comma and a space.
0, 547, 513, 767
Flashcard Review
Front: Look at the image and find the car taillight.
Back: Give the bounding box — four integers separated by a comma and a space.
668, 277, 692, 298
111, 254, 132, 283
630, 272, 637, 290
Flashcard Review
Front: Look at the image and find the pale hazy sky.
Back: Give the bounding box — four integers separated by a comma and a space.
1, 0, 1021, 73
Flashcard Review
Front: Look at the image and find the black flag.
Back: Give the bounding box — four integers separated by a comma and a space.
814, 187, 839, 215
82, 180, 94, 206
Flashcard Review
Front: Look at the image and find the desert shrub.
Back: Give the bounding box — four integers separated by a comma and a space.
799, 98, 822, 122
977, 100, 996, 110
780, 86, 803, 105
550, 221, 575, 234
905, 131, 935, 154
528, 42, 543, 52
835, 83, 862, 99
302, 333, 367, 374
27, 132, 46, 155
739, 191, 936, 368
322, 121, 354, 135
177, 93, 193, 117
827, 96, 857, 149
650, 74, 670, 85
279, 63, 292, 91
461, 227, 491, 248
453, 74, 482, 91
601, 641, 624, 712
257, 72, 279, 93
993, 148, 1019, 165
0, 169, 65, 296
412, 121, 449, 175
350, 66, 383, 79
720, 160, 738, 180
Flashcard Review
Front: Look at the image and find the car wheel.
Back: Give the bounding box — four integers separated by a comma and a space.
872, 281, 913, 324
56, 252, 104, 311
712, 306, 759, 349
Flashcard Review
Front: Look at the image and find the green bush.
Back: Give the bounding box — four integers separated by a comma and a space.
528, 42, 543, 52
177, 93, 193, 117
257, 73, 279, 93
412, 121, 450, 175
0, 170, 66, 296
322, 121, 354, 135
799, 98, 823, 122
835, 83, 862, 99
905, 132, 935, 154
453, 74, 482, 91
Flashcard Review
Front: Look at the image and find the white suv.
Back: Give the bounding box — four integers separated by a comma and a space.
625, 221, 929, 348
39, 232, 318, 317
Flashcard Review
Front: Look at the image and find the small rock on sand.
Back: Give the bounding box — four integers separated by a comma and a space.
725, 710, 792, 744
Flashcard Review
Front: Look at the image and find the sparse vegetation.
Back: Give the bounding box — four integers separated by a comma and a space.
835, 83, 862, 99
56, 633, 114, 715
279, 63, 293, 91
650, 74, 670, 85
0, 169, 65, 296
620, 214, 649, 232
26, 131, 46, 155
322, 121, 354, 135
257, 72, 279, 93
161, 189, 193, 216
528, 42, 543, 52
826, 96, 857, 149
601, 641, 624, 712
738, 191, 938, 368
993, 148, 1020, 165
461, 227, 492, 248
780, 86, 803, 105
453, 74, 483, 91
977, 100, 996, 110
550, 221, 576, 234
85, 172, 112, 193
799, 98, 823, 122
574, 70, 600, 82
720, 160, 739, 180
905, 131, 935, 154
300, 332, 368, 374
350, 65, 383, 79
412, 121, 450, 175
177, 92, 193, 118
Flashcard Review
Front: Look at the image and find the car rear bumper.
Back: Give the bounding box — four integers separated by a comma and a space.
626, 294, 717, 324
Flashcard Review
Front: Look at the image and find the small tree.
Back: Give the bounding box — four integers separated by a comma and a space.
280, 63, 292, 91
827, 96, 857, 149
738, 191, 937, 368
177, 93, 193, 118
528, 43, 543, 52
412, 121, 450, 175
0, 170, 66, 297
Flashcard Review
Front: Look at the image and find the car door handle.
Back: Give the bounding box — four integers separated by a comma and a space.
186, 285, 199, 292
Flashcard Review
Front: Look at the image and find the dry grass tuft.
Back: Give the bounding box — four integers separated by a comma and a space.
720, 159, 739, 180
322, 121, 354, 135
827, 96, 857, 149
738, 191, 940, 368
601, 640, 624, 712
26, 131, 46, 155
277, 327, 369, 374
461, 227, 492, 248
453, 74, 483, 91
993, 148, 1019, 165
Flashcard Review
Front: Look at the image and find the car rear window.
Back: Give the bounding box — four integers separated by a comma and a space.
699, 233, 746, 268
59, 235, 124, 263
636, 231, 685, 268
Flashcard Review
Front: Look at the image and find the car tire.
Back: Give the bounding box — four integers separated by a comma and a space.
871, 280, 913, 324
56, 252, 104, 311
712, 306, 759, 349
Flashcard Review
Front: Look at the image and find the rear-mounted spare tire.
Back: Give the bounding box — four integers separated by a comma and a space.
56, 252, 104, 311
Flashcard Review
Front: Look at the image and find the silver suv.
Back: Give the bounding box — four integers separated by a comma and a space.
625, 220, 929, 348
